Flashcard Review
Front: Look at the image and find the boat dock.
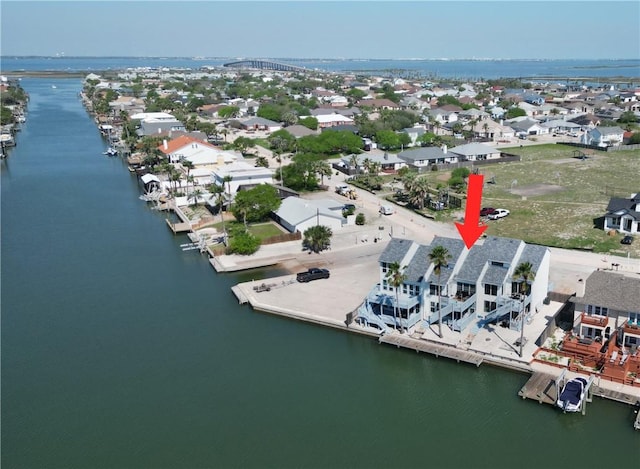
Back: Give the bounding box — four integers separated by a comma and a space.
166, 219, 191, 234
518, 371, 558, 405
379, 333, 484, 367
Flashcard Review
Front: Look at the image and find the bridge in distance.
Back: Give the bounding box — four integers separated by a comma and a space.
223, 59, 307, 72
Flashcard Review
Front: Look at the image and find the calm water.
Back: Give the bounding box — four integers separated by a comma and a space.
2, 56, 639, 80
1, 79, 638, 469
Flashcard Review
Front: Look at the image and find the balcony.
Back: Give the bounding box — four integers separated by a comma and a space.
580, 312, 608, 328
622, 319, 640, 336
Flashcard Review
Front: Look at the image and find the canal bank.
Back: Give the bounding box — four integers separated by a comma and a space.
4, 78, 640, 469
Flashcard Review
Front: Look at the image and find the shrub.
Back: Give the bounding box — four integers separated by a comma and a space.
226, 230, 260, 255
451, 167, 471, 179
431, 164, 438, 171
355, 213, 366, 225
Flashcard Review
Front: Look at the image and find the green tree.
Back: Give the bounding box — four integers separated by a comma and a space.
208, 183, 227, 243
218, 105, 240, 119
302, 225, 333, 253
299, 116, 318, 130
505, 107, 526, 119
227, 229, 260, 255
408, 176, 430, 210
231, 184, 281, 225
385, 261, 407, 332
513, 261, 536, 357
355, 213, 366, 225
375, 130, 401, 150
428, 245, 451, 338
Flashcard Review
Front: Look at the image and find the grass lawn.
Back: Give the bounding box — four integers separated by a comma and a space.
404, 144, 640, 255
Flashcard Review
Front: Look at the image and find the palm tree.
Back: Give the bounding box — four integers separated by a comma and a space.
385, 261, 407, 332
208, 184, 226, 237
189, 188, 203, 206
408, 176, 430, 210
314, 160, 332, 186
428, 245, 451, 338
513, 261, 536, 357
222, 175, 233, 201
302, 225, 333, 253
349, 153, 360, 178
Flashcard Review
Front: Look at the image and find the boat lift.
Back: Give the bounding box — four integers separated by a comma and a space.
556, 369, 595, 415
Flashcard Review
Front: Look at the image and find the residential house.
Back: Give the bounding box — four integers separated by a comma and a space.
585, 126, 625, 147
283, 124, 319, 138
570, 270, 640, 351
272, 197, 346, 233
401, 126, 427, 147
356, 236, 550, 333
540, 119, 582, 135
508, 118, 547, 136
468, 119, 515, 142
603, 192, 640, 234
211, 161, 274, 195
397, 146, 458, 170
314, 113, 355, 129
449, 142, 501, 161
356, 98, 401, 111
132, 112, 185, 136
341, 151, 406, 173
157, 135, 240, 166
568, 113, 600, 129
239, 117, 282, 132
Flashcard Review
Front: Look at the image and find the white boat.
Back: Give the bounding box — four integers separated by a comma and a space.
556, 377, 588, 412
103, 147, 118, 157
51, 85, 57, 89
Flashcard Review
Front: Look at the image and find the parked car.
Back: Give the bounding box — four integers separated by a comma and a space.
296, 268, 330, 283
488, 209, 510, 220
480, 207, 496, 217
621, 235, 634, 245
379, 205, 394, 215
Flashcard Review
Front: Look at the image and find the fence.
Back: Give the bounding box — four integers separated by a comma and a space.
561, 142, 640, 152
261, 231, 301, 245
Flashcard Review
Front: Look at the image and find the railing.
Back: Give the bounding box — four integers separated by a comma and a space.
580, 312, 608, 328
452, 312, 477, 332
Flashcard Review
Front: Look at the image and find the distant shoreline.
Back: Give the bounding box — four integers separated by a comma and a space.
2, 69, 638, 83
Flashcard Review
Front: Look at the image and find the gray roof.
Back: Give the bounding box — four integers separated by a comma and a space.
243, 117, 280, 126
426, 236, 465, 285
449, 142, 499, 157
379, 238, 414, 265
606, 193, 640, 221
274, 197, 343, 226
517, 244, 549, 273
456, 236, 523, 284
594, 126, 624, 135
398, 146, 447, 162
404, 245, 431, 283
571, 270, 640, 312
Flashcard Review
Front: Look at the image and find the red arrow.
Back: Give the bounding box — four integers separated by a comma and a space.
455, 174, 487, 249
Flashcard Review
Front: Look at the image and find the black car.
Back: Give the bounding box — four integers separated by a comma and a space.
296, 268, 330, 283
480, 207, 496, 217
621, 235, 634, 245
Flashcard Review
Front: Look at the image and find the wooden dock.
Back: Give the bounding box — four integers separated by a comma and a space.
379, 334, 483, 367
166, 219, 191, 234
231, 285, 248, 305
518, 372, 558, 405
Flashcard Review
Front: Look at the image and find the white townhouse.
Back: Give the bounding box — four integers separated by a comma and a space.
356, 236, 550, 333
603, 192, 640, 235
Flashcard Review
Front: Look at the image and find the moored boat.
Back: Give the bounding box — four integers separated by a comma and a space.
557, 377, 588, 412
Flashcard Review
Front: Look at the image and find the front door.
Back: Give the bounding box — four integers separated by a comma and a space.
624, 218, 632, 232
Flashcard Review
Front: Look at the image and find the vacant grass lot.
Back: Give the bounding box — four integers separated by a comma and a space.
419, 144, 640, 255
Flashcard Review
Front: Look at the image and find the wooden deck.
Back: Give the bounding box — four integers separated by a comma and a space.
166, 219, 191, 234
379, 334, 483, 367
518, 372, 558, 405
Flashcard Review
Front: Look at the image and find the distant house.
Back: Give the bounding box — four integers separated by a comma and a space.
239, 117, 281, 132
314, 113, 355, 129
283, 124, 318, 138
211, 161, 274, 195
341, 151, 406, 173
157, 135, 240, 166
356, 236, 550, 333
272, 197, 345, 233
509, 118, 547, 136
398, 146, 458, 170
132, 112, 185, 136
585, 126, 625, 147
356, 98, 400, 111
603, 192, 640, 234
401, 126, 426, 146
449, 142, 501, 161
570, 270, 640, 350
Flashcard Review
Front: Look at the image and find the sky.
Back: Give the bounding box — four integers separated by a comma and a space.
1, 1, 639, 60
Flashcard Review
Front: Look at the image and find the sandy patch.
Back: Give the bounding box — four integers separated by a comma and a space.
510, 184, 565, 197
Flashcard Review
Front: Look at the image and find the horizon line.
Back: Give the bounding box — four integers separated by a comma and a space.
1, 55, 639, 62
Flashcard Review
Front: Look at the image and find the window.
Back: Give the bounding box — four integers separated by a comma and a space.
587, 305, 608, 317
430, 284, 440, 296
430, 301, 438, 313
457, 282, 476, 296
381, 262, 388, 274
484, 284, 498, 296
484, 301, 497, 312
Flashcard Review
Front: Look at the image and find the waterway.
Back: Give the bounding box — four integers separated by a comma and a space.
1, 79, 638, 468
